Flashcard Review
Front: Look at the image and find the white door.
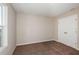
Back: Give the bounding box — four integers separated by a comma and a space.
58, 15, 78, 48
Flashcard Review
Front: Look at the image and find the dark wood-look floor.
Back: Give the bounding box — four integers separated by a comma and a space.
13, 41, 79, 55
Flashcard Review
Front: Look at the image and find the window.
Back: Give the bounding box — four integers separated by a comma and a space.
0, 4, 7, 47
0, 6, 3, 46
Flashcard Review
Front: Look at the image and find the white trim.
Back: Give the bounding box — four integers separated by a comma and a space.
16, 38, 79, 51
16, 39, 54, 46
10, 46, 16, 55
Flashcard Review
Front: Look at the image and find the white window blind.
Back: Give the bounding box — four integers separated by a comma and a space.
0, 6, 2, 46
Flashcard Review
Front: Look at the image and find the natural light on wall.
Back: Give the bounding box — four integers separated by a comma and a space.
0, 4, 7, 47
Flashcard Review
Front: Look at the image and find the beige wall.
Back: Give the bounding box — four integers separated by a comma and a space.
51, 18, 58, 41
16, 14, 55, 45
0, 4, 16, 55
56, 7, 79, 50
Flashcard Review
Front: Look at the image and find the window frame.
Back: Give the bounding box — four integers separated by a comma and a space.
0, 5, 3, 46
0, 4, 8, 47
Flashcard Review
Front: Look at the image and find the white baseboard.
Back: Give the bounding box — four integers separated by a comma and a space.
16, 39, 55, 46
8, 46, 16, 55
11, 46, 16, 55
16, 39, 79, 51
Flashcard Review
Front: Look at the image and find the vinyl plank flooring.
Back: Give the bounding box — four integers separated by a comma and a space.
13, 41, 79, 55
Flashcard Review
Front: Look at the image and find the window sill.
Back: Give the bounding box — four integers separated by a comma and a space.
0, 46, 7, 52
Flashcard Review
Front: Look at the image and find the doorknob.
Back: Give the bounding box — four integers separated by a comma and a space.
64, 32, 68, 34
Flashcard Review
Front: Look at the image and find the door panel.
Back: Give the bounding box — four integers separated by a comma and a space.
58, 15, 78, 48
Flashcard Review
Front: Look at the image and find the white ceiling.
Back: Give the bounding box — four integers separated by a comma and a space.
12, 3, 79, 17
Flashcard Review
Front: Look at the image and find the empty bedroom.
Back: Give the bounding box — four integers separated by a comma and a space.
0, 3, 79, 55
